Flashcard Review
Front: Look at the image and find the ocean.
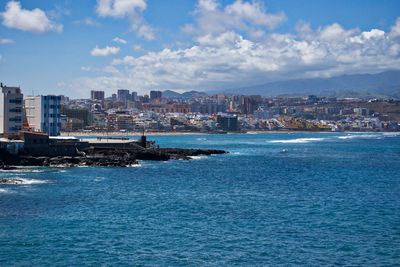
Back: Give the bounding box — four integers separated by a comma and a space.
1, 132, 399, 266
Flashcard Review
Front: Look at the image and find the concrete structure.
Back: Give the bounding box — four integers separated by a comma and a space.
131, 91, 138, 101
0, 84, 23, 134
217, 115, 238, 131
150, 90, 162, 101
25, 95, 61, 136
90, 90, 105, 101
117, 89, 130, 104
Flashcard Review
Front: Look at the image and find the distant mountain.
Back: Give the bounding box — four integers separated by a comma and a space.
163, 90, 207, 99
218, 70, 400, 98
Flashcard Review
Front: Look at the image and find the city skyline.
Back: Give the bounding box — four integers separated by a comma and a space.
0, 0, 399, 98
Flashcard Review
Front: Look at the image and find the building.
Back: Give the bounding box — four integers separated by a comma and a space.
24, 95, 62, 136
217, 115, 238, 131
61, 107, 91, 130
117, 89, 130, 104
131, 91, 138, 101
0, 84, 23, 134
150, 90, 162, 101
90, 90, 105, 101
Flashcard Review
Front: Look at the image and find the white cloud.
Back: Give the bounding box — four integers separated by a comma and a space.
390, 17, 400, 38
90, 46, 120, 56
0, 1, 62, 33
187, 0, 287, 40
137, 25, 155, 41
81, 66, 92, 71
73, 17, 101, 26
111, 55, 135, 65
95, 0, 154, 40
0, 54, 2, 61
113, 37, 127, 44
96, 0, 146, 18
67, 17, 400, 97
0, 38, 14, 44
103, 66, 119, 73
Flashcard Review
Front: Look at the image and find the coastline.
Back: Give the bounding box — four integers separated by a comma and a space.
61, 130, 399, 136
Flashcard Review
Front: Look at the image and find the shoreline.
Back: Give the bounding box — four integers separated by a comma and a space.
61, 130, 400, 137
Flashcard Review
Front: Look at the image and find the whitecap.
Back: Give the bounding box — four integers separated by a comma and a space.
0, 188, 11, 193
128, 163, 142, 167
338, 134, 381, 140
268, 138, 326, 144
18, 178, 48, 185
189, 155, 207, 160
383, 132, 400, 137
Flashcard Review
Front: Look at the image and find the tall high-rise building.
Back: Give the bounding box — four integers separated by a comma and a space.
0, 84, 23, 134
117, 89, 130, 103
90, 90, 105, 101
24, 95, 61, 136
150, 90, 162, 101
131, 91, 138, 101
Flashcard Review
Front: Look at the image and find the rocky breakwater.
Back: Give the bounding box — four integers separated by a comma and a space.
0, 147, 227, 168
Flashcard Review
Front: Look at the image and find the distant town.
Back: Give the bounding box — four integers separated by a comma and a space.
1, 83, 400, 139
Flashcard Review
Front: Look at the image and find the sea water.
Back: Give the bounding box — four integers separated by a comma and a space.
0, 132, 399, 265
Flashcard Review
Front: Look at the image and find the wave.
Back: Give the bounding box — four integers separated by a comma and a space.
338, 134, 382, 140
0, 178, 48, 185
189, 155, 208, 160
268, 138, 326, 144
18, 178, 48, 184
0, 169, 44, 173
383, 132, 400, 137
0, 188, 11, 193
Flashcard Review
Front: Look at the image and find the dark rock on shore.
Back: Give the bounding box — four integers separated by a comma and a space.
0, 147, 227, 168
0, 178, 24, 184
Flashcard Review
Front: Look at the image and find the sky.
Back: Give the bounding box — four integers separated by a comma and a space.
0, 0, 399, 98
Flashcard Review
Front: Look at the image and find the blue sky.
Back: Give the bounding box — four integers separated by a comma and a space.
0, 0, 399, 98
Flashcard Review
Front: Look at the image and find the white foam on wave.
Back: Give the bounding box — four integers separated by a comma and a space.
189, 155, 207, 160
18, 178, 48, 185
128, 163, 142, 167
0, 188, 11, 193
338, 134, 381, 140
0, 169, 43, 173
196, 138, 207, 141
268, 138, 326, 144
383, 132, 400, 137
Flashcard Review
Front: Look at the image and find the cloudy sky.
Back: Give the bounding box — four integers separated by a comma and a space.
0, 0, 399, 98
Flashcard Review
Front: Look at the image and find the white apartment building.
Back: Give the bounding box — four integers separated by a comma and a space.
24, 95, 61, 136
0, 84, 23, 134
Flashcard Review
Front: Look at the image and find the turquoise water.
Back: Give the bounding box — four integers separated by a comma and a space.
1, 132, 400, 266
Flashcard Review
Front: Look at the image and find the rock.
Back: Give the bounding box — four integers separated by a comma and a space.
0, 178, 24, 184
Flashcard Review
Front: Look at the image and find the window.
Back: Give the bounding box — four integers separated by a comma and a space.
9, 99, 22, 104
9, 108, 21, 113
9, 117, 22, 122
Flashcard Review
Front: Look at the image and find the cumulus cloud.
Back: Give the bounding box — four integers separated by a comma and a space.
184, 0, 286, 41
0, 38, 14, 44
90, 45, 120, 56
111, 55, 135, 65
0, 1, 63, 33
390, 17, 400, 38
113, 37, 127, 44
74, 17, 101, 26
81, 66, 92, 71
67, 16, 400, 97
95, 0, 154, 40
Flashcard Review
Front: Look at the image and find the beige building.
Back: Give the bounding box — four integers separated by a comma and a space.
0, 84, 23, 134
